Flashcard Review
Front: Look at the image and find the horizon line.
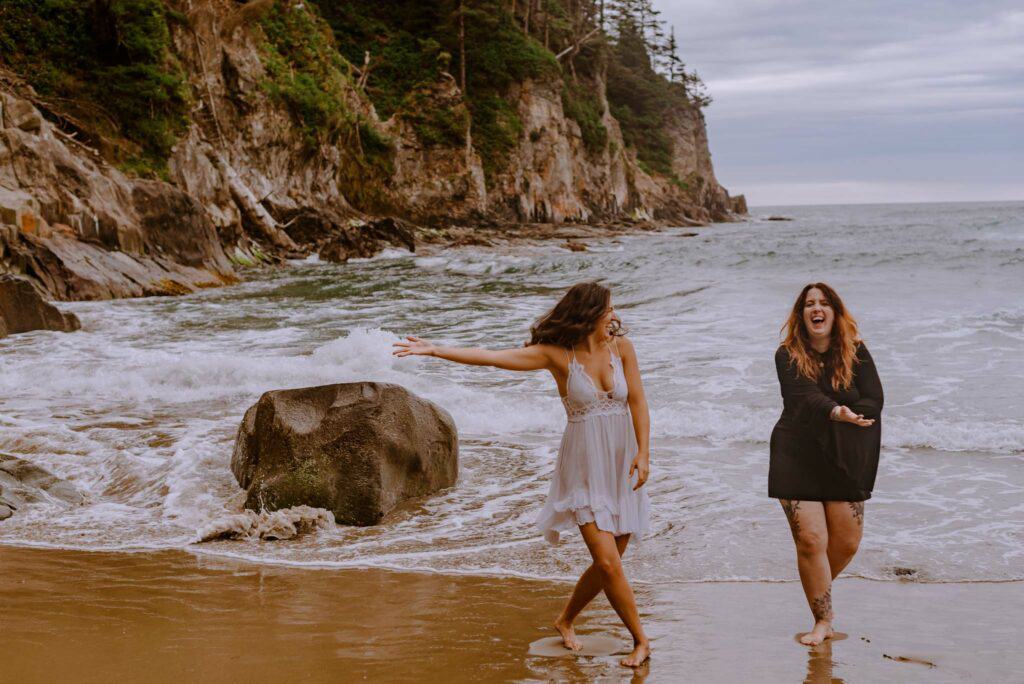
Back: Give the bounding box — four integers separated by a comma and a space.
747, 198, 1024, 209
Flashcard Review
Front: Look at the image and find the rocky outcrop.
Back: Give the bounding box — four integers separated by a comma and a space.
0, 89, 236, 300
0, 453, 85, 520
318, 217, 416, 263
486, 77, 630, 223
731, 195, 748, 215
0, 274, 79, 337
231, 382, 458, 526
382, 77, 488, 225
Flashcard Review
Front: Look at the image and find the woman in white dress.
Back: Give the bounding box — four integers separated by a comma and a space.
393, 282, 652, 667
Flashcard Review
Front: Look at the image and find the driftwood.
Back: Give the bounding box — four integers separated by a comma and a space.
214, 154, 298, 251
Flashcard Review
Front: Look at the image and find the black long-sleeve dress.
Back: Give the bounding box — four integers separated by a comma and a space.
769, 342, 883, 502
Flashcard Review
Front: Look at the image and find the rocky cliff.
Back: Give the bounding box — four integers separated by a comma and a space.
0, 0, 744, 301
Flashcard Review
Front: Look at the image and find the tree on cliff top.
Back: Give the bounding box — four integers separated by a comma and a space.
605, 16, 684, 176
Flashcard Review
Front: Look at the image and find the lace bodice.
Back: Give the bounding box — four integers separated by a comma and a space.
561, 346, 630, 423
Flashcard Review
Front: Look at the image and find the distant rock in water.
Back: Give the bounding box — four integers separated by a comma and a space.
318, 217, 417, 264
765, 216, 794, 221
231, 382, 458, 526
0, 275, 80, 338
0, 452, 85, 520
195, 506, 334, 542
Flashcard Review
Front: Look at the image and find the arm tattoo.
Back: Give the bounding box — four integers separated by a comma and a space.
811, 589, 833, 622
848, 501, 865, 527
781, 500, 801, 536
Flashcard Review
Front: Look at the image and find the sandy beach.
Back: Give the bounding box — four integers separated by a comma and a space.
1, 544, 1020, 682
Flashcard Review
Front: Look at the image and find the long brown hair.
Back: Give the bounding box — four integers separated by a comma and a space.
528, 282, 625, 348
782, 282, 861, 390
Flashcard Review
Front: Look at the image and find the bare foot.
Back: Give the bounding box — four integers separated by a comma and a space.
620, 640, 651, 667
799, 620, 834, 646
554, 617, 582, 651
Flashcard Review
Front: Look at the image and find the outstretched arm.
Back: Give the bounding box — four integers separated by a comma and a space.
618, 338, 651, 490
393, 336, 554, 372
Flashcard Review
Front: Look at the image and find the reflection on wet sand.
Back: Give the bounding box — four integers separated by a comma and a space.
804, 639, 844, 684
2, 545, 1021, 682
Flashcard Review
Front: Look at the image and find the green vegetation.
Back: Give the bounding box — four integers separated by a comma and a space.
257, 1, 352, 144
311, 0, 705, 181
312, 0, 557, 179
561, 82, 607, 155
401, 86, 470, 148
605, 19, 686, 176
312, 3, 448, 119
257, 1, 394, 199
0, 0, 709, 188
0, 0, 189, 176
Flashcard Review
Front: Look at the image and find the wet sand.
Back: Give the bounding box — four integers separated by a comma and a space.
1, 545, 1021, 683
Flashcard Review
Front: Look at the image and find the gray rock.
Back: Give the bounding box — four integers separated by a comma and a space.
0, 274, 80, 337
2, 97, 42, 133
231, 382, 458, 526
0, 453, 85, 520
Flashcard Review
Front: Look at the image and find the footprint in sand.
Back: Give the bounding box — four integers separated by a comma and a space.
528, 635, 623, 657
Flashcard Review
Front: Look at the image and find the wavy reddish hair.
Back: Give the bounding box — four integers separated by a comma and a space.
782, 283, 861, 390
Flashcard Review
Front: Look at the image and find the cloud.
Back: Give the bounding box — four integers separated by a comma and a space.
651, 1, 1024, 204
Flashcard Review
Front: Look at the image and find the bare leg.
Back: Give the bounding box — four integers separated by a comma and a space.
825, 501, 864, 579
780, 500, 834, 646
578, 523, 650, 667
555, 534, 630, 650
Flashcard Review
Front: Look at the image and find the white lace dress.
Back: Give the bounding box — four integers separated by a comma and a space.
536, 346, 652, 543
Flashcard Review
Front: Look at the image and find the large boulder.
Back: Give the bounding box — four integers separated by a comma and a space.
0, 274, 80, 337
0, 453, 85, 520
231, 382, 458, 526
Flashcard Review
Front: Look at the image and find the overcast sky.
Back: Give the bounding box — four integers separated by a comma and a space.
654, 0, 1024, 206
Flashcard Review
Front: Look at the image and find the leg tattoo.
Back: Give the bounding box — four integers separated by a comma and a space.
848, 501, 865, 527
781, 500, 802, 536
810, 588, 833, 622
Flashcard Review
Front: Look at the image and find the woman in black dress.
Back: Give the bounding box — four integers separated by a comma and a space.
770, 283, 883, 646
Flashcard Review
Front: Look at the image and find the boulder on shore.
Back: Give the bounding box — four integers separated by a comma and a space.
0, 274, 80, 338
231, 382, 458, 526
0, 452, 85, 520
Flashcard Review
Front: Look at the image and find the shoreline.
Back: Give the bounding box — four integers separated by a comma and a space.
6, 538, 1022, 586
2, 544, 1021, 682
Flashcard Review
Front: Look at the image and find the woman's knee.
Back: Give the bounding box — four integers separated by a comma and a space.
830, 534, 861, 560
794, 529, 828, 558
594, 554, 624, 580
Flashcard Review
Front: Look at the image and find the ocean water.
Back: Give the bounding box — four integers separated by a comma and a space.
1, 201, 1022, 584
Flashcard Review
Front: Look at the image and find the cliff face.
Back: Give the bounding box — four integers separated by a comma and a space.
0, 0, 743, 301
0, 88, 234, 300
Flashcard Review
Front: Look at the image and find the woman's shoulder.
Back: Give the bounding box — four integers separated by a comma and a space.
775, 345, 791, 362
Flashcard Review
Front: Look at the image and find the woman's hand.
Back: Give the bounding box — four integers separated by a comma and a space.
392, 336, 437, 357
630, 451, 650, 491
833, 405, 875, 427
